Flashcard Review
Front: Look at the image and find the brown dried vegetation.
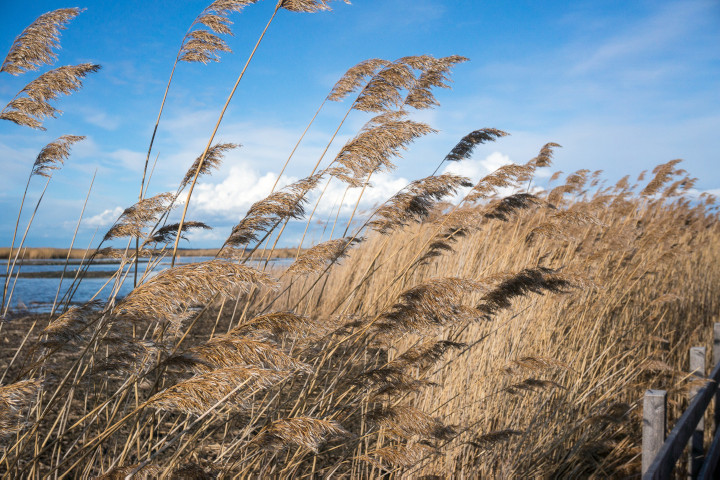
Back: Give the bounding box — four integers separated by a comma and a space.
1, 2, 718, 479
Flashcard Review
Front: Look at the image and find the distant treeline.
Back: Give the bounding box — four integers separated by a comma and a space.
0, 247, 301, 260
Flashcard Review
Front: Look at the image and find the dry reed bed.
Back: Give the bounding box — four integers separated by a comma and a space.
1, 1, 719, 479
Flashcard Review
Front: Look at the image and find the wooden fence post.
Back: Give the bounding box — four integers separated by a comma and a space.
689, 346, 706, 479
643, 389, 667, 475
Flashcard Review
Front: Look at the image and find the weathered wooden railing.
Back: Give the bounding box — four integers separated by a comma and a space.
642, 323, 720, 479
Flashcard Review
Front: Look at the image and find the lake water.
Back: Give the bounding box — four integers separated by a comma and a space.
1, 256, 292, 315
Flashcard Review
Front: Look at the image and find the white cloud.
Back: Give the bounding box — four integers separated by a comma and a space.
442, 151, 512, 179
85, 206, 123, 227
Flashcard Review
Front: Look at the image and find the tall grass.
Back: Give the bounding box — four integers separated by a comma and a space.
1, 2, 718, 478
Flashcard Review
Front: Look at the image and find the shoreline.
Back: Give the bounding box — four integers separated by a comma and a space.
0, 247, 301, 260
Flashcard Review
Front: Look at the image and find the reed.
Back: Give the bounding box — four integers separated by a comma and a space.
0, 2, 718, 479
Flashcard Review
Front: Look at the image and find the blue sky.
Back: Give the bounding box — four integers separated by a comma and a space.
1, 0, 719, 248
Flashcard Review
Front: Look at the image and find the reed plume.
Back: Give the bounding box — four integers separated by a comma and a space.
179, 1, 260, 64
253, 417, 349, 452
0, 379, 41, 441
31, 135, 85, 177
180, 142, 239, 190
334, 111, 436, 178
476, 267, 574, 320
642, 159, 684, 197
281, 0, 351, 13
167, 336, 310, 373
145, 221, 212, 245
328, 59, 391, 102
375, 277, 486, 334
41, 299, 102, 348
443, 128, 509, 163
1, 63, 101, 130
103, 192, 175, 241
148, 365, 289, 415
370, 174, 472, 234
230, 311, 319, 340
223, 174, 322, 249
1, 8, 83, 75
354, 62, 417, 112
284, 236, 361, 276
115, 260, 275, 326
405, 55, 469, 110
368, 404, 455, 441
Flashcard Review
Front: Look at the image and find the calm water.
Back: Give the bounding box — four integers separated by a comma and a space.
1, 256, 292, 314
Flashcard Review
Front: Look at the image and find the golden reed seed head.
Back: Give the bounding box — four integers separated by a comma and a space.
284, 236, 361, 276
223, 174, 322, 248
180, 142, 240, 190
1, 8, 83, 75
328, 58, 391, 102
147, 366, 291, 415
115, 260, 276, 328
31, 135, 84, 177
179, 0, 260, 64
370, 174, 473, 234
253, 417, 350, 453
1, 64, 101, 130
103, 192, 175, 241
281, 0, 351, 13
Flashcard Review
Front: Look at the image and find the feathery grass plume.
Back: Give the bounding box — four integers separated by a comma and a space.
115, 260, 275, 326
223, 174, 322, 248
326, 165, 366, 188
93, 338, 165, 377
502, 356, 569, 375
503, 377, 564, 395
167, 336, 310, 373
103, 192, 175, 241
284, 236, 361, 276
253, 417, 350, 453
443, 128, 509, 163
41, 299, 103, 348
482, 193, 544, 222
527, 142, 561, 168
180, 142, 239, 189
375, 277, 487, 334
370, 174, 472, 234
476, 267, 574, 320
391, 339, 466, 373
31, 134, 84, 177
359, 442, 437, 468
0, 8, 83, 75
405, 55, 469, 109
281, 0, 350, 13
0, 379, 41, 441
355, 366, 437, 398
145, 221, 212, 245
525, 210, 605, 244
641, 159, 684, 197
354, 61, 417, 112
547, 170, 591, 205
1, 63, 101, 130
334, 110, 436, 178
469, 429, 523, 449
93, 464, 161, 480
466, 164, 536, 202
179, 1, 260, 64
327, 58, 391, 101
231, 311, 319, 340
148, 365, 289, 415
368, 404, 455, 441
